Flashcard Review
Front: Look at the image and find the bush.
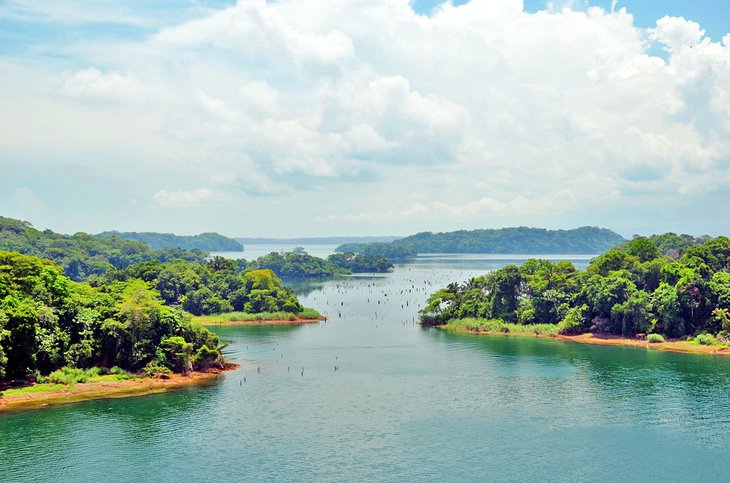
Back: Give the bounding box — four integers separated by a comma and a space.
142, 361, 172, 377
695, 333, 716, 346
647, 333, 665, 343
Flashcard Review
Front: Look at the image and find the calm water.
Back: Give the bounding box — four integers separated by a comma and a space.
2, 250, 730, 482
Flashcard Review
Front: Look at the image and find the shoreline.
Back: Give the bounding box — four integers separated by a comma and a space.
442, 326, 730, 357
0, 364, 239, 414
196, 317, 326, 326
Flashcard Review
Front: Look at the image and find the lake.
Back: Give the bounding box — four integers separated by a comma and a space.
2, 247, 730, 482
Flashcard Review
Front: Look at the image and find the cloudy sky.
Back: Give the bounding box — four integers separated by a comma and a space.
1, 0, 729, 238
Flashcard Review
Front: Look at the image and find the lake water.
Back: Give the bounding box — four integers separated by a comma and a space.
3, 248, 730, 482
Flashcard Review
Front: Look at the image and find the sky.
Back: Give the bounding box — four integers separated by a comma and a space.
1, 0, 729, 238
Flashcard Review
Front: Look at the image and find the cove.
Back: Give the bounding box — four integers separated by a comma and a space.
2, 249, 730, 482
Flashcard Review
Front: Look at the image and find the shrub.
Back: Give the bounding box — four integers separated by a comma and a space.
142, 361, 172, 377
647, 334, 665, 343
696, 333, 716, 346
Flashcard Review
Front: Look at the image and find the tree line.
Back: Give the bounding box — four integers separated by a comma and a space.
337, 226, 625, 257
420, 236, 730, 341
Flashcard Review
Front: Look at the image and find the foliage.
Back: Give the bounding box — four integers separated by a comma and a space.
0, 216, 207, 281
105, 257, 304, 316
421, 235, 730, 341
646, 334, 665, 343
444, 318, 559, 336
326, 252, 393, 273
0, 250, 225, 381
335, 242, 416, 260
247, 251, 349, 278
97, 231, 243, 252
344, 226, 624, 256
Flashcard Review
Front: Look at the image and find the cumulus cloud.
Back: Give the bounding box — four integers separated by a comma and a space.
62, 67, 151, 102
152, 188, 223, 208
2, 0, 730, 235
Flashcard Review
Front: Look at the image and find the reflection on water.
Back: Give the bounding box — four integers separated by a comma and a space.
2, 248, 730, 482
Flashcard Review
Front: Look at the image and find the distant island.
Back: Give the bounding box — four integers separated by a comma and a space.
98, 230, 243, 252
242, 250, 394, 279
337, 226, 625, 257
236, 236, 400, 245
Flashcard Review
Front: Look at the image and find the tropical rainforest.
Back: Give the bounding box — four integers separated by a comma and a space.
421, 236, 730, 342
98, 231, 243, 252
245, 251, 394, 278
338, 226, 625, 256
0, 217, 207, 281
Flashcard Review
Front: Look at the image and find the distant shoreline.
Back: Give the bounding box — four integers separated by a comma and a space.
441, 326, 730, 357
0, 364, 239, 413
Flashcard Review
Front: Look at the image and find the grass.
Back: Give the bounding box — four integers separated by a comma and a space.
2, 367, 138, 398
443, 318, 559, 337
192, 308, 322, 323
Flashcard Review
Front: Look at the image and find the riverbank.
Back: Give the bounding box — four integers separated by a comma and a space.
438, 320, 730, 357
0, 364, 239, 413
197, 317, 325, 326
193, 309, 325, 326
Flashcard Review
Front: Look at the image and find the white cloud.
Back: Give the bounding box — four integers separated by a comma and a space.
62, 67, 151, 102
651, 16, 705, 52
2, 1, 730, 235
152, 188, 222, 208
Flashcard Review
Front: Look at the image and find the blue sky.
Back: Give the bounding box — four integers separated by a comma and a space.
1, 0, 729, 237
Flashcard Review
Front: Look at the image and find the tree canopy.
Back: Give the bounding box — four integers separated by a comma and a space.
421, 236, 730, 341
0, 216, 207, 282
0, 251, 224, 380
338, 226, 624, 256
97, 231, 243, 252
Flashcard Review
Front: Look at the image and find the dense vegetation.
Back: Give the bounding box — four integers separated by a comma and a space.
403, 226, 624, 254
247, 252, 349, 278
421, 236, 730, 342
99, 231, 243, 252
616, 233, 710, 259
243, 251, 394, 278
327, 252, 394, 273
0, 217, 207, 281
104, 257, 304, 316
0, 251, 225, 381
334, 242, 416, 261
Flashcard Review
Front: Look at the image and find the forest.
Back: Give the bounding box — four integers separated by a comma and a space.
420, 236, 730, 342
245, 251, 394, 278
98, 231, 243, 252
0, 251, 224, 381
0, 217, 207, 281
339, 226, 625, 256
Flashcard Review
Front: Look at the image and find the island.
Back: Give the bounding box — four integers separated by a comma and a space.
420, 235, 730, 356
337, 226, 625, 257
0, 235, 321, 411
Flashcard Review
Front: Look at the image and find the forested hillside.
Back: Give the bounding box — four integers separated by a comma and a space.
99, 231, 243, 251
0, 217, 206, 281
337, 226, 625, 256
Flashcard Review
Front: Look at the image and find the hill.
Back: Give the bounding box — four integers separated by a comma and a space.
338, 226, 624, 256
98, 231, 243, 251
0, 216, 206, 281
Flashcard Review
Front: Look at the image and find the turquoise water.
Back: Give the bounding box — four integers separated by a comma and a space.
3, 252, 730, 482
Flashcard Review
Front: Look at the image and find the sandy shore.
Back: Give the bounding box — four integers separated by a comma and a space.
0, 364, 239, 413
451, 327, 730, 357
196, 317, 325, 326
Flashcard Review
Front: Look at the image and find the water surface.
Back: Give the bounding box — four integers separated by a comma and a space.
2, 251, 729, 482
